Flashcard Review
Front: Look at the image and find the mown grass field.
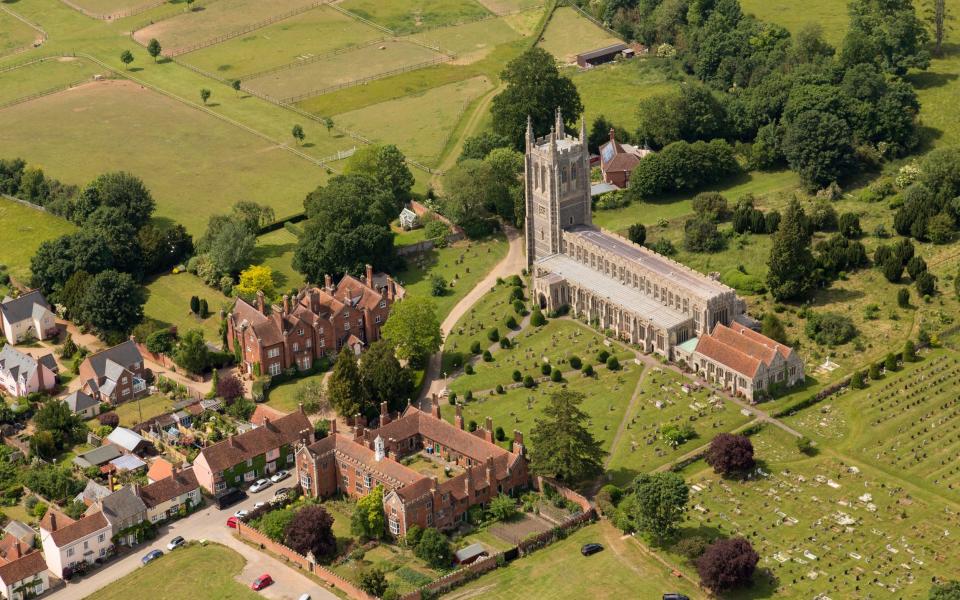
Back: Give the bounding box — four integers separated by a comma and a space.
339, 0, 492, 35
475, 0, 542, 16
0, 56, 105, 105
0, 8, 40, 56
111, 393, 174, 427
739, 0, 849, 45
179, 5, 383, 78
84, 543, 262, 600
67, 0, 158, 16
0, 79, 319, 235
571, 58, 678, 132
537, 7, 621, 63
414, 15, 523, 62
265, 371, 325, 413
0, 197, 75, 286
144, 273, 230, 343
333, 75, 493, 165
251, 227, 306, 291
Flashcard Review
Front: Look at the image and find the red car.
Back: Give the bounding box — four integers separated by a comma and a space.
226, 516, 239, 529
251, 574, 273, 591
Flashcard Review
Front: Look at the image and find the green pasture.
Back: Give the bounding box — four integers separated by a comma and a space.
571, 58, 678, 132
251, 227, 306, 291
0, 197, 76, 286
0, 8, 39, 56
67, 0, 157, 16
339, 0, 492, 35
475, 0, 543, 16
739, 0, 849, 46
0, 57, 105, 105
144, 273, 230, 343
412, 15, 523, 62
537, 7, 621, 63
911, 28, 960, 149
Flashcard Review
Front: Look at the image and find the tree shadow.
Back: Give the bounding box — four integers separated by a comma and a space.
157, 57, 173, 65
906, 69, 959, 90
302, 142, 315, 148
150, 216, 179, 230
205, 102, 220, 108
916, 125, 945, 154
128, 67, 144, 72
810, 285, 865, 306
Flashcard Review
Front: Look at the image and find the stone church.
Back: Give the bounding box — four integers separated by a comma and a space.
526, 110, 804, 399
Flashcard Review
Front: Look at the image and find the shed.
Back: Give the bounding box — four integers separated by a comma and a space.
73, 444, 123, 469
107, 427, 150, 455
576, 43, 629, 68
590, 182, 619, 197
399, 208, 420, 230
454, 542, 488, 565
109, 454, 146, 473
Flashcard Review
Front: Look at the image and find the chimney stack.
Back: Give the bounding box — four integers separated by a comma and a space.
324, 274, 333, 291
513, 430, 524, 454
430, 394, 440, 419
365, 264, 374, 285
455, 404, 464, 430
380, 401, 390, 426
430, 476, 439, 493
484, 417, 494, 443
108, 470, 115, 491
354, 415, 365, 440
464, 471, 474, 497
329, 418, 337, 435
48, 512, 57, 532
228, 434, 235, 448
609, 127, 616, 143
485, 456, 494, 486
256, 290, 266, 315
282, 294, 290, 315
388, 277, 396, 300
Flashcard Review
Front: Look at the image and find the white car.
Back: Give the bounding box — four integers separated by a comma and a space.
234, 509, 249, 519
167, 536, 186, 551
270, 470, 290, 483
249, 478, 272, 493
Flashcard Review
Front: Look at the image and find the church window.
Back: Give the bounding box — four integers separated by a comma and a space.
538, 204, 546, 216
569, 216, 574, 225
654, 285, 659, 300
561, 167, 568, 183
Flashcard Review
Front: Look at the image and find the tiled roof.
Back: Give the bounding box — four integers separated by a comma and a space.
694, 323, 796, 379
139, 468, 199, 508
147, 458, 174, 482
729, 324, 794, 361
98, 486, 146, 523
251, 404, 287, 426
199, 409, 311, 472
40, 510, 109, 547
0, 290, 51, 325
65, 390, 98, 413
694, 333, 761, 378
369, 406, 509, 464
83, 340, 142, 379
0, 346, 41, 385
0, 546, 47, 585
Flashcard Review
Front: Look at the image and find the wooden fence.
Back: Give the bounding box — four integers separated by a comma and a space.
0, 76, 97, 110
0, 4, 47, 56
59, 0, 167, 21
237, 37, 389, 81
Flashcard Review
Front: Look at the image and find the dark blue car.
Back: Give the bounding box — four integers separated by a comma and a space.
141, 549, 163, 565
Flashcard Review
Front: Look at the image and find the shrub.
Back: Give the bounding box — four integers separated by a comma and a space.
523, 375, 535, 388
464, 363, 474, 375
705, 433, 755, 476
849, 370, 865, 389
430, 275, 447, 297
487, 328, 500, 342
627, 223, 646, 245
582, 364, 595, 377
597, 349, 610, 363
897, 288, 910, 307
540, 363, 552, 376
512, 370, 522, 382
606, 356, 621, 370
512, 299, 525, 314
469, 341, 481, 355
357, 569, 388, 596
550, 368, 562, 382
628, 139, 740, 197
505, 315, 517, 329
884, 352, 898, 372
916, 271, 937, 296
796, 436, 815, 455
415, 528, 452, 569
509, 286, 524, 302
495, 384, 504, 394
465, 390, 473, 402
530, 308, 546, 326
804, 312, 856, 346
569, 355, 582, 369
675, 535, 713, 560
499, 337, 511, 349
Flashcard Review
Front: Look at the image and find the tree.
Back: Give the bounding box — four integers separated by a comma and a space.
351, 485, 386, 540
926, 0, 954, 57
145, 329, 177, 355
430, 275, 447, 297
636, 84, 730, 149
490, 47, 583, 148
344, 144, 414, 210
258, 508, 295, 542
217, 374, 244, 401
190, 296, 200, 314
291, 124, 305, 146
284, 505, 337, 560
705, 433, 755, 476
528, 389, 606, 483
322, 116, 334, 135
76, 270, 145, 336
414, 528, 452, 569
850, 369, 866, 389
930, 580, 960, 600
916, 270, 937, 296
174, 329, 209, 374
459, 132, 510, 161
381, 298, 441, 368
616, 473, 689, 543
357, 569, 388, 596
359, 340, 413, 415
843, 0, 930, 75
232, 79, 241, 95
74, 171, 155, 229
761, 313, 788, 344
782, 111, 854, 190
885, 352, 899, 372
441, 160, 497, 238
137, 223, 193, 275
767, 199, 816, 301
205, 219, 256, 276
34, 401, 86, 452
236, 265, 276, 300
696, 537, 759, 593
30, 232, 113, 297
684, 217, 725, 252
294, 378, 329, 414
327, 348, 362, 417
838, 212, 863, 239
627, 223, 646, 246
487, 494, 518, 522
904, 339, 917, 362
120, 50, 134, 70
147, 38, 162, 62
627, 140, 740, 198
805, 312, 856, 345
198, 298, 208, 318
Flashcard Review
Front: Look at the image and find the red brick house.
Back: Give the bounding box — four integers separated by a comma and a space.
599, 129, 652, 189
79, 341, 147, 405
227, 265, 404, 378
296, 398, 529, 537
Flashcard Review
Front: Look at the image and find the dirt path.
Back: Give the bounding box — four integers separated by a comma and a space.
603, 364, 651, 468
431, 81, 506, 188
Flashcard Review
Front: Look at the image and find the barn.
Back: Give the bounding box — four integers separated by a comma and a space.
576, 43, 630, 68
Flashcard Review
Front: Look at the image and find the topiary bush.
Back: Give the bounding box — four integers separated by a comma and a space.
569, 356, 581, 369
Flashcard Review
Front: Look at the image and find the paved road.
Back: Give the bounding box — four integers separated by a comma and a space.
47, 482, 338, 600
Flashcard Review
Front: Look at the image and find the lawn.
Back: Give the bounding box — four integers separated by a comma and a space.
0, 8, 41, 57
395, 233, 508, 320
412, 16, 523, 63
339, 0, 492, 35
0, 197, 76, 286
244, 39, 444, 102
265, 372, 325, 414
910, 28, 960, 149
0, 80, 320, 235
179, 5, 383, 79
84, 543, 262, 600
333, 76, 493, 166
475, 0, 542, 16
132, 0, 325, 54
449, 520, 704, 600
0, 56, 105, 105
537, 7, 621, 63
570, 58, 677, 132
111, 393, 174, 427
739, 0, 849, 46
144, 273, 230, 343
251, 228, 305, 291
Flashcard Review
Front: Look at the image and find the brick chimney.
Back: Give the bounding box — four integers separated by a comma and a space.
455, 404, 464, 430
609, 127, 616, 143
513, 430, 524, 455
388, 277, 396, 300
256, 290, 266, 314
464, 471, 474, 497
365, 264, 374, 285
380, 401, 390, 426
430, 394, 440, 419
485, 456, 494, 486
48, 512, 57, 531
228, 434, 236, 448
329, 418, 337, 435
484, 417, 494, 443
354, 415, 365, 441
108, 470, 115, 492
282, 294, 290, 316
324, 274, 333, 291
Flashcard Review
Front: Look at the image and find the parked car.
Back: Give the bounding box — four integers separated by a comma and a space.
580, 543, 603, 556
234, 509, 249, 519
216, 488, 248, 510
274, 487, 292, 498
253, 502, 267, 510
663, 595, 690, 600
270, 470, 290, 483
297, 594, 311, 600
251, 574, 273, 591
226, 516, 239, 529
249, 479, 272, 493
167, 536, 186, 551
141, 549, 163, 565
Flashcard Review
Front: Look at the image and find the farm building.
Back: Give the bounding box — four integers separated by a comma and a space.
576, 43, 630, 68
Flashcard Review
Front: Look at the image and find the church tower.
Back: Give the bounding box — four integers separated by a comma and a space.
524, 108, 592, 267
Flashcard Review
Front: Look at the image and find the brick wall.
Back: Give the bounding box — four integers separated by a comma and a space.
398, 553, 504, 600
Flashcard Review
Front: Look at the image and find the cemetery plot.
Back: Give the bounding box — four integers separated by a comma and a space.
537, 7, 622, 63
331, 76, 493, 166
243, 39, 445, 103
133, 0, 325, 55
338, 0, 492, 35
0, 8, 41, 56
605, 367, 752, 484
443, 279, 523, 371
178, 5, 384, 79
0, 56, 103, 105
678, 432, 960, 599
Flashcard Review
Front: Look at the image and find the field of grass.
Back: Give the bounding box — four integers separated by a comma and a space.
0, 80, 319, 234
339, 0, 492, 35
133, 0, 324, 53
84, 543, 262, 600
0, 197, 76, 286
112, 393, 174, 426
0, 57, 105, 105
179, 5, 383, 78
144, 273, 230, 343
537, 7, 621, 63
414, 16, 522, 62
67, 0, 158, 16
251, 228, 305, 291
265, 371, 325, 413
449, 520, 704, 600
739, 0, 848, 46
244, 39, 443, 101
475, 0, 542, 16
334, 76, 493, 165
571, 58, 677, 132
911, 29, 960, 149
0, 8, 40, 56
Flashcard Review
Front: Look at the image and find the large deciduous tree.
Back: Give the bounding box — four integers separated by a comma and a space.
351, 485, 386, 540
380, 298, 441, 368
284, 505, 337, 560
782, 111, 855, 190
615, 472, 689, 543
696, 537, 760, 593
842, 0, 930, 75
72, 171, 155, 229
76, 270, 145, 336
359, 340, 414, 415
344, 144, 414, 211
705, 433, 756, 476
528, 389, 606, 483
174, 329, 209, 374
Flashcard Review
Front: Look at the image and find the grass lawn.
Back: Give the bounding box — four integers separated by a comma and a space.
252, 228, 306, 291
84, 542, 262, 600
111, 393, 174, 427
333, 76, 492, 166
443, 279, 521, 370
475, 0, 542, 16
179, 5, 383, 78
570, 58, 677, 132
537, 7, 621, 63
395, 234, 508, 321
739, 0, 848, 46
244, 39, 444, 102
339, 0, 492, 35
144, 273, 230, 343
449, 520, 704, 600
413, 16, 522, 63
910, 29, 960, 149
265, 372, 325, 413
0, 80, 320, 235
0, 9, 41, 57
0, 197, 76, 286
393, 222, 429, 247
66, 0, 158, 16
0, 56, 105, 105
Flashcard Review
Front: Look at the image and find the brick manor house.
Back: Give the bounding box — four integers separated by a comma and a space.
296, 398, 529, 537
527, 110, 804, 401
227, 265, 404, 377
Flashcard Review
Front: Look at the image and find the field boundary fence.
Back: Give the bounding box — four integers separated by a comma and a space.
126, 0, 219, 34
0, 53, 66, 76
234, 36, 389, 81
59, 0, 167, 21
0, 76, 98, 111
0, 5, 48, 57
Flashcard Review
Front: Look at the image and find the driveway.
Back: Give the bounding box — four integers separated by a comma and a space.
47, 484, 338, 600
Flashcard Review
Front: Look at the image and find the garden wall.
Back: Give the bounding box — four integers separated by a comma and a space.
398, 553, 504, 600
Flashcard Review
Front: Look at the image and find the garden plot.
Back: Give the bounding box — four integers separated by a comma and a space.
537, 7, 621, 63
605, 367, 752, 484
0, 56, 103, 106
678, 433, 960, 599
0, 8, 41, 56
179, 5, 383, 78
339, 0, 492, 35
133, 0, 324, 55
243, 39, 444, 102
